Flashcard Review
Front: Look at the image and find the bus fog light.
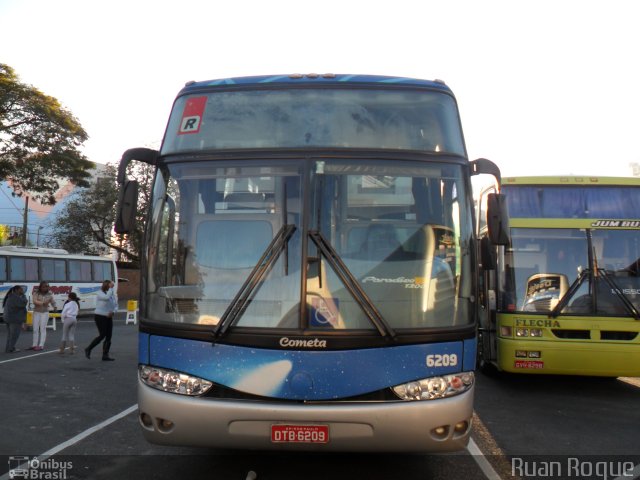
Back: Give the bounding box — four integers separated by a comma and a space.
431, 425, 449, 438
500, 326, 512, 337
392, 372, 474, 401
139, 365, 213, 396
454, 421, 468, 433
140, 413, 153, 428
528, 351, 541, 358
157, 418, 174, 432
515, 350, 527, 358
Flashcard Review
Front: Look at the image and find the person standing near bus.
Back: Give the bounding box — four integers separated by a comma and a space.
59, 292, 80, 354
4, 286, 28, 353
85, 280, 118, 361
30, 281, 56, 351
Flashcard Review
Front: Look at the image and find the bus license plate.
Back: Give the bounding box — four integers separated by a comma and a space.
271, 424, 329, 444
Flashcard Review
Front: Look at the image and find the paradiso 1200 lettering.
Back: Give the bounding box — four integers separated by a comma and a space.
362, 276, 424, 288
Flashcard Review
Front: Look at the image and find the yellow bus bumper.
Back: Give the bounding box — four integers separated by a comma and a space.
497, 337, 640, 377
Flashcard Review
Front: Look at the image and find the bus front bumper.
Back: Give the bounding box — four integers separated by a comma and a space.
137, 380, 474, 452
497, 338, 640, 376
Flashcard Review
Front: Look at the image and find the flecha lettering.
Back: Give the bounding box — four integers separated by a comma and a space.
514, 318, 560, 328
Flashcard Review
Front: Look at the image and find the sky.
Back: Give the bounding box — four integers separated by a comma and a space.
2, 0, 640, 178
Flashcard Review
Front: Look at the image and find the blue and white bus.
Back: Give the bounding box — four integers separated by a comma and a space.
115, 74, 507, 452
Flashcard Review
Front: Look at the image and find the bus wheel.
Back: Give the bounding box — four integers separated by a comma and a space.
477, 357, 499, 377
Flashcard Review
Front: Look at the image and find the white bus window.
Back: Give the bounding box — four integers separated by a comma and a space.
69, 260, 92, 282
0, 257, 6, 281
10, 257, 38, 282
41, 259, 66, 282
93, 261, 114, 282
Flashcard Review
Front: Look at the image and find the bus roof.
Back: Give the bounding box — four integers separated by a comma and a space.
502, 176, 640, 186
0, 246, 113, 260
178, 74, 453, 95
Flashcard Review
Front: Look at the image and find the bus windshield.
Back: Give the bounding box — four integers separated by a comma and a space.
504, 228, 640, 315
161, 88, 465, 155
504, 185, 640, 218
147, 158, 473, 331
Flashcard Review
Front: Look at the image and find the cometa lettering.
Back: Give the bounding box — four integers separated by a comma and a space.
279, 337, 327, 348
514, 318, 561, 328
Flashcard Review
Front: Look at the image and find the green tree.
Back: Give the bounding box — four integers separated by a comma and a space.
49, 162, 152, 263
0, 64, 95, 204
0, 224, 8, 245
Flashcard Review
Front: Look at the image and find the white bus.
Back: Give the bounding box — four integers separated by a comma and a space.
0, 246, 117, 316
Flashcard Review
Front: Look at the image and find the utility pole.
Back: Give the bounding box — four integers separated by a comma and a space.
22, 196, 29, 247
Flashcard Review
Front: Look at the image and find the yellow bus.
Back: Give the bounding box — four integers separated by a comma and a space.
477, 176, 640, 376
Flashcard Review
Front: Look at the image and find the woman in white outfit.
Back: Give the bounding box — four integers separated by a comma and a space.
59, 292, 80, 354
31, 281, 56, 351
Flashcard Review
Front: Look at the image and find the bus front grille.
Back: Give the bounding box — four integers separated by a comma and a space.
600, 331, 638, 341
551, 329, 591, 340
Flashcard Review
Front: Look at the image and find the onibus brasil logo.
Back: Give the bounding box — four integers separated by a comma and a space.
8, 456, 72, 479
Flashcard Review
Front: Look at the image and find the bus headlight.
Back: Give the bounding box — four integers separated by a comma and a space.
500, 326, 512, 337
392, 372, 474, 401
139, 365, 213, 396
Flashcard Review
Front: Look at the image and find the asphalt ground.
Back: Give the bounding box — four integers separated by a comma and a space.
0, 311, 139, 456
1, 310, 639, 480
0, 311, 496, 480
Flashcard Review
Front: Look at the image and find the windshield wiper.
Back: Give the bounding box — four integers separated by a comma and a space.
552, 230, 595, 318
553, 267, 640, 320
551, 232, 640, 319
213, 224, 296, 339
550, 268, 589, 318
308, 230, 396, 339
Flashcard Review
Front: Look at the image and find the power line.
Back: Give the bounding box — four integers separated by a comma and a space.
0, 188, 23, 215
0, 207, 58, 213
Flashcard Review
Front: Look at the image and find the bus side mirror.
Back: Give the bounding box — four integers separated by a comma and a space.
115, 180, 139, 234
480, 236, 497, 270
486, 193, 509, 246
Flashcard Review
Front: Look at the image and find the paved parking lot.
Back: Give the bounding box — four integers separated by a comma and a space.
1, 311, 639, 479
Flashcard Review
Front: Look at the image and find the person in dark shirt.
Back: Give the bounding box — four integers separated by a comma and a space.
4, 285, 28, 353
